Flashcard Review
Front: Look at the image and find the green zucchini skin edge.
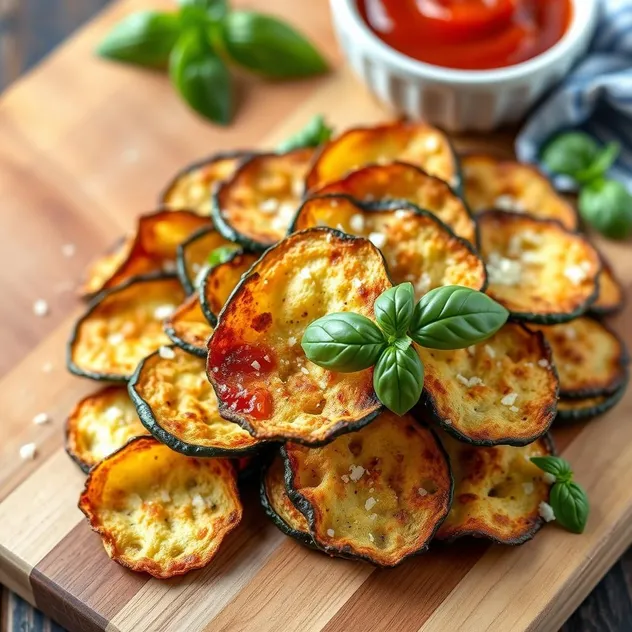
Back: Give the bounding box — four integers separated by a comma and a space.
424, 324, 559, 447
128, 346, 265, 458
280, 418, 454, 566
175, 225, 217, 295
162, 322, 208, 358
67, 272, 180, 383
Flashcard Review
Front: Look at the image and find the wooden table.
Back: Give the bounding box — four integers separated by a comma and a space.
0, 1, 631, 630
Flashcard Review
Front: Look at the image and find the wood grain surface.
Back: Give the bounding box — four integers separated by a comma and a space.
0, 1, 631, 631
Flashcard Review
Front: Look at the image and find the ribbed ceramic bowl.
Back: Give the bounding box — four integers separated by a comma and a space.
330, 0, 599, 132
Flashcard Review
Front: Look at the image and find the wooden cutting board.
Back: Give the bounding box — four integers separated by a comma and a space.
0, 1, 630, 630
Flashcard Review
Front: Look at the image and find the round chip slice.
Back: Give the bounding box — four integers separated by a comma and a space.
68, 274, 185, 381
66, 386, 148, 473
292, 196, 486, 300
419, 323, 558, 446
557, 378, 628, 423
479, 211, 601, 323
436, 430, 555, 544
213, 148, 316, 250
283, 411, 452, 566
207, 228, 390, 446
310, 163, 476, 243
163, 293, 213, 357
129, 346, 263, 457
590, 256, 625, 316
81, 236, 134, 298
79, 436, 242, 578
530, 317, 629, 398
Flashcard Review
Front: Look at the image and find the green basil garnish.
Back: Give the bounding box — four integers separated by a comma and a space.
529, 456, 572, 484
579, 178, 632, 240
208, 245, 239, 267
374, 282, 415, 340
373, 345, 424, 416
541, 132, 601, 179
277, 115, 333, 153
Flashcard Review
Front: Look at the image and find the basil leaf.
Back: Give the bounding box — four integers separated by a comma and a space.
373, 345, 424, 416
277, 115, 333, 153
96, 11, 181, 68
530, 456, 573, 484
374, 282, 415, 340
575, 142, 620, 184
579, 178, 632, 240
550, 482, 590, 534
541, 132, 600, 178
169, 30, 232, 125
302, 313, 386, 372
220, 11, 328, 78
208, 245, 239, 266
410, 286, 509, 350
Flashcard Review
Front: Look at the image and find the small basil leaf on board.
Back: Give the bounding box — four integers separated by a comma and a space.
410, 286, 509, 350
541, 132, 600, 178
530, 456, 573, 484
169, 30, 232, 125
550, 482, 590, 534
277, 115, 333, 152
579, 178, 632, 240
220, 11, 328, 78
373, 345, 424, 416
96, 11, 182, 67
208, 245, 239, 266
575, 142, 620, 184
302, 313, 386, 372
374, 283, 415, 340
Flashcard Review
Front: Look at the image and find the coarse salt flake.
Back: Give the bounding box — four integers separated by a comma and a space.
349, 464, 365, 481
251, 360, 261, 371
369, 513, 378, 521
501, 392, 518, 406
543, 472, 556, 485
365, 497, 377, 511
288, 336, 297, 347
418, 487, 428, 497
349, 214, 365, 232
341, 474, 350, 483
327, 528, 335, 537
259, 199, 278, 213
484, 345, 496, 358
32, 412, 50, 425
538, 501, 556, 522
160, 490, 171, 503
192, 494, 205, 508
538, 359, 549, 368
564, 263, 590, 285
19, 443, 36, 460
154, 304, 175, 320
510, 405, 520, 413
300, 367, 309, 375
33, 299, 49, 317
457, 374, 484, 388
108, 333, 124, 345
522, 482, 534, 495
368, 232, 387, 249
159, 346, 176, 360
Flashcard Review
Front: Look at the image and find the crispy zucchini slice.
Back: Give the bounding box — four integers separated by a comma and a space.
436, 431, 554, 544
78, 436, 242, 578
590, 256, 625, 316
68, 274, 185, 381
557, 377, 628, 422
207, 228, 390, 446
305, 121, 460, 193
163, 293, 212, 357
200, 251, 259, 326
479, 211, 600, 323
283, 411, 452, 566
462, 154, 578, 230
260, 453, 314, 548
419, 323, 558, 446
213, 148, 316, 250
81, 236, 134, 298
176, 225, 235, 294
292, 196, 485, 300
160, 151, 249, 215
65, 386, 148, 473
530, 317, 629, 398
129, 346, 263, 457
310, 163, 476, 243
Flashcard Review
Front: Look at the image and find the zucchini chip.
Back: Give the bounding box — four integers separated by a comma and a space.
419, 323, 558, 446
213, 148, 316, 250
292, 196, 485, 300
68, 275, 185, 381
590, 256, 625, 316
436, 431, 554, 544
305, 121, 460, 192
283, 411, 452, 566
81, 236, 134, 298
207, 228, 391, 446
160, 151, 250, 215
176, 226, 235, 294
65, 386, 148, 473
78, 436, 242, 578
479, 211, 600, 323
557, 378, 628, 422
260, 453, 314, 548
310, 163, 476, 243
200, 251, 259, 326
530, 317, 629, 398
163, 293, 212, 358
462, 154, 578, 230
129, 346, 263, 457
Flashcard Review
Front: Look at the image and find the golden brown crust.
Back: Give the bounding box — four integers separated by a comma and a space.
164, 292, 213, 357
591, 257, 624, 315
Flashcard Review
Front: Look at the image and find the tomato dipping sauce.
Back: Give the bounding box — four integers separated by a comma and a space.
357, 0, 573, 70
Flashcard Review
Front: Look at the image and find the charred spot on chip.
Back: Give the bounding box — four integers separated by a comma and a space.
68, 274, 185, 381
213, 148, 316, 250
293, 196, 486, 301
207, 228, 391, 446
65, 385, 148, 473
462, 154, 578, 230
420, 323, 558, 446
556, 375, 629, 423
78, 436, 242, 578
436, 430, 555, 544
478, 211, 601, 323
163, 293, 213, 358
283, 411, 452, 566
590, 255, 625, 317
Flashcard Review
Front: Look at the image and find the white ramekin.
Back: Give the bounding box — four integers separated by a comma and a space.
330, 0, 599, 132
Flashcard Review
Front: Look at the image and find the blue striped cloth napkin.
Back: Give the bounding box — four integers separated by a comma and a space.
516, 0, 632, 191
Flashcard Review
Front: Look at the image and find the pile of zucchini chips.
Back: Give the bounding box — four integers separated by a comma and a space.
66, 121, 628, 578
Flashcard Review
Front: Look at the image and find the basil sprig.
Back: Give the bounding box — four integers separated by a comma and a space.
207, 244, 239, 267
97, 2, 328, 125
530, 456, 590, 534
277, 115, 334, 153
301, 284, 509, 416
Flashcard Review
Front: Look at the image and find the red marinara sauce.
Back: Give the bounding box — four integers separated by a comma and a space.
357, 0, 573, 70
